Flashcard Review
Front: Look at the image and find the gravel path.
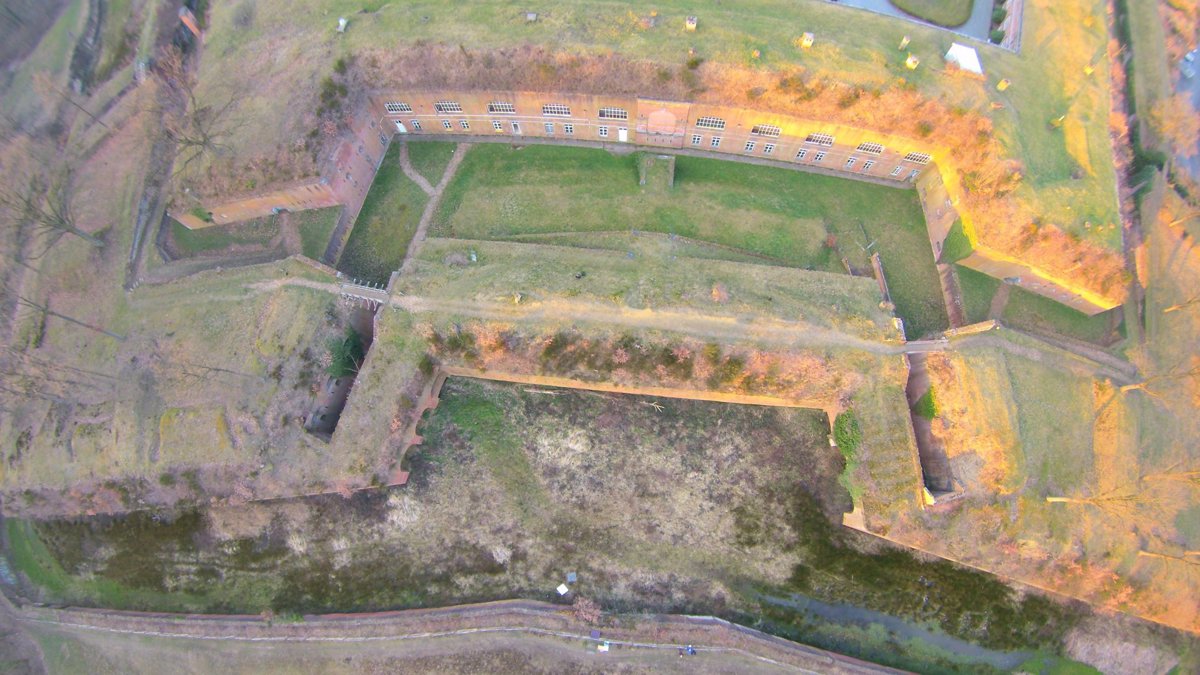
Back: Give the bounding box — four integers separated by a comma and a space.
397, 143, 471, 278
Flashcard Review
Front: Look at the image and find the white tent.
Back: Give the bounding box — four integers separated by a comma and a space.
944, 43, 983, 75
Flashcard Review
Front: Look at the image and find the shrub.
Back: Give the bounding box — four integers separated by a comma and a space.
333, 56, 348, 75
916, 120, 934, 137
159, 472, 176, 486
686, 56, 704, 70
913, 388, 938, 419
833, 411, 863, 456
326, 327, 365, 377
232, 1, 254, 29
992, 7, 1007, 24
188, 206, 213, 223
418, 353, 436, 376
990, 29, 1006, 43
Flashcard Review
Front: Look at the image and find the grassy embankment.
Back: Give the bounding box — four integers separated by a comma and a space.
194, 0, 1121, 254
337, 143, 429, 283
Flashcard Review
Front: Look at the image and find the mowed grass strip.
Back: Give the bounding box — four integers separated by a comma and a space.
407, 141, 458, 186
888, 0, 974, 27
338, 144, 429, 283
432, 144, 945, 334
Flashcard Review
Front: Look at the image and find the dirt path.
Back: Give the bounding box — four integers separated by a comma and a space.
397, 143, 471, 279
398, 143, 436, 197
14, 600, 900, 674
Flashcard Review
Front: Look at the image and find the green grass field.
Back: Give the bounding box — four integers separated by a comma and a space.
955, 265, 1001, 324
1000, 287, 1120, 345
295, 206, 342, 259
338, 144, 429, 282
406, 141, 457, 186
888, 0, 974, 27
169, 217, 280, 257
430, 144, 946, 336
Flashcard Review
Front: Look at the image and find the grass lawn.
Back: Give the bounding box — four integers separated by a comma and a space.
888, 0, 974, 27
1000, 286, 1121, 345
955, 265, 1001, 324
431, 144, 945, 335
169, 216, 280, 257
406, 140, 457, 186
294, 206, 342, 259
338, 143, 429, 282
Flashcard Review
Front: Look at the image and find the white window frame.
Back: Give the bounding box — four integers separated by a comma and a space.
511, 121, 522, 134
385, 102, 412, 114
434, 100, 463, 114
857, 142, 885, 155
845, 157, 857, 169
751, 124, 782, 137
710, 136, 722, 148
598, 106, 628, 120
805, 132, 835, 146
544, 122, 554, 134
487, 102, 516, 115
691, 134, 702, 146
908, 169, 919, 181
744, 141, 756, 152
542, 103, 571, 117
411, 120, 422, 131
442, 120, 452, 130
695, 116, 726, 130
903, 152, 932, 165
492, 121, 504, 132
459, 120, 470, 130
890, 166, 902, 176
796, 148, 808, 160
862, 159, 875, 171
598, 126, 609, 138
813, 151, 826, 162
564, 123, 574, 134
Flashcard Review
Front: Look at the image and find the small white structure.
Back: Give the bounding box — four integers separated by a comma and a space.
556, 583, 570, 595
337, 17, 347, 33
944, 43, 983, 75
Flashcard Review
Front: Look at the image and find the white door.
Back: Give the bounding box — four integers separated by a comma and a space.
512, 122, 522, 135
394, 121, 407, 134
618, 127, 628, 142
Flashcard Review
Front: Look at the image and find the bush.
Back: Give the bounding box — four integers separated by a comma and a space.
833, 411, 863, 456
913, 388, 938, 419
990, 29, 1006, 43
188, 207, 213, 223
326, 327, 365, 377
232, 1, 254, 29
333, 56, 348, 75
686, 56, 704, 70
916, 120, 934, 137
992, 7, 1007, 24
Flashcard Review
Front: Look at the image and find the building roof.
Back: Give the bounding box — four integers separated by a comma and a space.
944, 43, 983, 75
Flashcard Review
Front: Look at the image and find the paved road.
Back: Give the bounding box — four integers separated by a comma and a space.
832, 0, 994, 43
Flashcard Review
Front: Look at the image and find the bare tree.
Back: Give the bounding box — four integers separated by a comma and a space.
1162, 290, 1200, 314
17, 296, 125, 341
1045, 485, 1156, 521
0, 167, 104, 253
1120, 356, 1200, 397
155, 47, 243, 175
